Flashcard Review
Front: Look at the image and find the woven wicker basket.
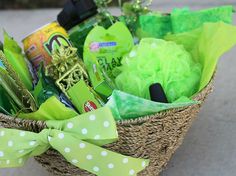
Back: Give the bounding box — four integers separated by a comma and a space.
0, 79, 214, 176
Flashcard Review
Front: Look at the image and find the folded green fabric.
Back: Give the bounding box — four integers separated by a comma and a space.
165, 22, 236, 91
106, 90, 199, 120
171, 6, 234, 33
0, 107, 148, 176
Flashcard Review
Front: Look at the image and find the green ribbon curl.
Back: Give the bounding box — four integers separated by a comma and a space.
0, 107, 149, 176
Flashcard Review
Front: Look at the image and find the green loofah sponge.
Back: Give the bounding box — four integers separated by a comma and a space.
115, 38, 202, 103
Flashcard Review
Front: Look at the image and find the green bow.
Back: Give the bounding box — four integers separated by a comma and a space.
0, 107, 149, 175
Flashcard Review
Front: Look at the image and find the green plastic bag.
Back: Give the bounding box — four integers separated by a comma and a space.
165, 22, 236, 91
115, 38, 202, 103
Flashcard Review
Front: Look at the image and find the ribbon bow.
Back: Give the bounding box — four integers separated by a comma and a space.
0, 107, 149, 176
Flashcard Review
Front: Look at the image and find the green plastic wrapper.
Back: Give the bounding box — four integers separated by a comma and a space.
171, 6, 234, 33
106, 90, 199, 120
165, 22, 236, 91
115, 38, 202, 103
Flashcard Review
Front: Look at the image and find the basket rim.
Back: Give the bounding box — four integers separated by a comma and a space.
0, 76, 214, 130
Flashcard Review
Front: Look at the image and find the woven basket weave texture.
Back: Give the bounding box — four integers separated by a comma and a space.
0, 80, 214, 176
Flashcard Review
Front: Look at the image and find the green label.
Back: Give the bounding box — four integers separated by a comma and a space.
44, 33, 71, 54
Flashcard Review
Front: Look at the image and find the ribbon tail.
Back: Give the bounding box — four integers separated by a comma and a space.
0, 128, 50, 168
49, 130, 149, 176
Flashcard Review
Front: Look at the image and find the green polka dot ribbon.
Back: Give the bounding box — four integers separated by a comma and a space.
0, 107, 149, 176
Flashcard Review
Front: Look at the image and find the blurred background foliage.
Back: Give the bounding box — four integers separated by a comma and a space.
0, 0, 128, 9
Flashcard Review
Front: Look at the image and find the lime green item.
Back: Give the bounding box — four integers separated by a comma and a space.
83, 22, 134, 98
3, 31, 33, 90
0, 107, 149, 176
171, 6, 234, 33
67, 80, 102, 113
165, 22, 236, 91
18, 96, 78, 120
106, 90, 199, 120
115, 38, 202, 103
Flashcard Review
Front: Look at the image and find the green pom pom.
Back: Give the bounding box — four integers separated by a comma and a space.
115, 38, 202, 102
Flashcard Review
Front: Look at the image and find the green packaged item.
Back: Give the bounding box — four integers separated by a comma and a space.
84, 22, 134, 98
67, 80, 102, 113
165, 22, 236, 91
115, 38, 201, 103
106, 90, 199, 120
0, 51, 37, 112
3, 31, 33, 91
171, 6, 234, 33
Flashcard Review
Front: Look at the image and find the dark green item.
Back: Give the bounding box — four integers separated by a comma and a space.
33, 64, 60, 106
0, 41, 3, 51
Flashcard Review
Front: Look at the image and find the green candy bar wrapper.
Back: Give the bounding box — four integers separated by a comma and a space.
171, 6, 234, 33
165, 22, 236, 91
67, 80, 102, 113
106, 90, 199, 120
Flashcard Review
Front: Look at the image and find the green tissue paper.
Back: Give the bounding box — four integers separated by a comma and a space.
171, 6, 234, 33
106, 90, 199, 120
136, 6, 234, 39
19, 96, 78, 120
165, 22, 236, 91
115, 38, 202, 103
137, 12, 172, 38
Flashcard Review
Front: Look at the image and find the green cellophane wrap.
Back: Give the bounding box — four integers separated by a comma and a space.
165, 22, 236, 91
115, 38, 202, 103
171, 6, 234, 33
